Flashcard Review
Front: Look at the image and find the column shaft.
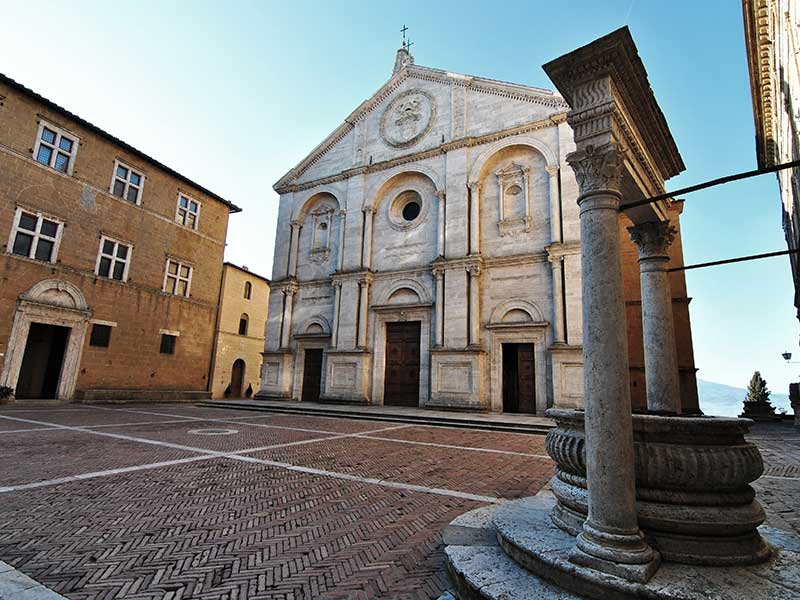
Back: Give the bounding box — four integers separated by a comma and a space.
467, 266, 480, 346
288, 222, 301, 278
547, 166, 562, 243
434, 270, 444, 347
331, 282, 342, 348
629, 221, 681, 414
280, 288, 295, 349
550, 257, 566, 344
469, 184, 481, 255
361, 208, 374, 269
436, 191, 446, 257
336, 211, 346, 272
357, 279, 370, 348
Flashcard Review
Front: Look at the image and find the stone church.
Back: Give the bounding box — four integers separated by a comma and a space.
257, 47, 699, 414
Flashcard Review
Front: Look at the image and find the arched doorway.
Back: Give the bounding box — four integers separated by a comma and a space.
0, 279, 91, 401
230, 359, 245, 398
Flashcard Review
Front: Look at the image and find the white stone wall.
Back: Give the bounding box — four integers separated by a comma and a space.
258, 59, 585, 413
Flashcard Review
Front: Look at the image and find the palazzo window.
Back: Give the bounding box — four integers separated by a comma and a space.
33, 122, 78, 174
163, 259, 192, 297
244, 281, 252, 299
176, 194, 200, 230
495, 163, 532, 237
8, 208, 64, 263
160, 333, 177, 354
95, 236, 132, 282
111, 161, 144, 204
238, 313, 249, 336
89, 324, 112, 348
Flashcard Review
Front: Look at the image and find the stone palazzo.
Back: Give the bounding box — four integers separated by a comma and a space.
257, 46, 698, 414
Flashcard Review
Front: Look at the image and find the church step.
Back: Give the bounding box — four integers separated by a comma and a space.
197, 400, 554, 435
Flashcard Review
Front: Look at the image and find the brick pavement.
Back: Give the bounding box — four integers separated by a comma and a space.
0, 404, 554, 599
0, 405, 796, 600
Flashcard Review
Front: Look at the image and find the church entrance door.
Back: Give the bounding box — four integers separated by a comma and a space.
301, 349, 323, 402
502, 343, 536, 414
16, 323, 70, 399
383, 321, 421, 407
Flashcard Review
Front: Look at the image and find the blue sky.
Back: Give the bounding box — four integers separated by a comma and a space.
1, 1, 795, 401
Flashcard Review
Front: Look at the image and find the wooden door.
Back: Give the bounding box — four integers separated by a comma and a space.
502, 343, 536, 414
301, 349, 323, 403
231, 359, 245, 398
516, 344, 536, 414
383, 321, 421, 407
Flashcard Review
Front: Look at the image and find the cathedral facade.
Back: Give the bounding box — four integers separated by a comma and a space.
257, 48, 698, 414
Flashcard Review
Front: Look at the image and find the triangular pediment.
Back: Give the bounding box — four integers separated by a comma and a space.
274, 61, 568, 192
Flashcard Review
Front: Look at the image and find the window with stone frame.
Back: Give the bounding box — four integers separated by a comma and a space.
159, 333, 177, 354
95, 236, 132, 282
238, 313, 249, 336
163, 259, 192, 297
244, 281, 252, 299
110, 160, 144, 204
7, 208, 64, 263
494, 162, 532, 236
33, 121, 78, 174
175, 194, 200, 230
89, 324, 112, 348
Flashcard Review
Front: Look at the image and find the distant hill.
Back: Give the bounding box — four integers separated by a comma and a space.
698, 379, 792, 417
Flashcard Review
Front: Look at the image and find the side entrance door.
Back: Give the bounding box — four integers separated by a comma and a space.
383, 321, 421, 407
16, 323, 70, 400
301, 349, 323, 402
230, 359, 245, 398
502, 343, 536, 414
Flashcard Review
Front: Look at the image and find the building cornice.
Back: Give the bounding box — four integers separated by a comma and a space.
743, 0, 777, 167
275, 113, 567, 195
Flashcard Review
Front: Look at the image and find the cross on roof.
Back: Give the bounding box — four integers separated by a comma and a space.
400, 25, 413, 51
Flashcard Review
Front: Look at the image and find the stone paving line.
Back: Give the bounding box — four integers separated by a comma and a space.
0, 559, 67, 599
0, 414, 502, 503
88, 404, 553, 457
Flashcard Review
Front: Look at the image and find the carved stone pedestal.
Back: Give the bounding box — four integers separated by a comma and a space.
546, 409, 771, 566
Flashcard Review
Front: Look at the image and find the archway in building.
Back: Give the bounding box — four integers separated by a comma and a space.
231, 359, 245, 398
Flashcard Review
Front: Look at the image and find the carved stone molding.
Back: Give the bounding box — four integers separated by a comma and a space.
627, 221, 676, 261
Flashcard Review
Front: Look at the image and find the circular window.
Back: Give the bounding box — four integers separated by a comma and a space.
388, 189, 426, 230
402, 201, 421, 221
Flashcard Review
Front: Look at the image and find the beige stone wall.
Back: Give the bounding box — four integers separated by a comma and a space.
0, 80, 233, 398
211, 264, 269, 399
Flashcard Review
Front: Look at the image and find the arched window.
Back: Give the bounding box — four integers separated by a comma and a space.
244, 281, 252, 299
238, 313, 249, 336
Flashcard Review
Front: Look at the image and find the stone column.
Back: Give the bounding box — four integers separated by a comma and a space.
361, 207, 375, 269
356, 277, 370, 349
331, 281, 342, 348
288, 220, 302, 277
336, 210, 347, 272
468, 182, 481, 255
436, 190, 446, 256
548, 254, 566, 345
433, 268, 444, 347
467, 264, 481, 347
628, 221, 681, 414
567, 143, 659, 582
547, 165, 562, 243
280, 284, 297, 349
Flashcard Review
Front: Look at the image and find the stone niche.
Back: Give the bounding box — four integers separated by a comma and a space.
546, 409, 771, 566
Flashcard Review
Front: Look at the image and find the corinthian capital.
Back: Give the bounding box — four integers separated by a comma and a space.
566, 142, 625, 197
627, 221, 676, 261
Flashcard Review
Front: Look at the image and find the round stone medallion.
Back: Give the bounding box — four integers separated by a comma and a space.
380, 89, 435, 149
187, 428, 239, 436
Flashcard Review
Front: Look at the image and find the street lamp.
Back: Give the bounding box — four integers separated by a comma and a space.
783, 351, 793, 361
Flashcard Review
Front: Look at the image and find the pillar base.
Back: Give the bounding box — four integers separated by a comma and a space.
571, 534, 660, 583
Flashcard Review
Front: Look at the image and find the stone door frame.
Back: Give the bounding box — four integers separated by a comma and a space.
369, 303, 432, 406
291, 335, 330, 402
0, 280, 91, 401
487, 324, 548, 414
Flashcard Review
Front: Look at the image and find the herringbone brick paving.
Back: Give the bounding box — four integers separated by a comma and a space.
1, 405, 797, 599
0, 404, 552, 599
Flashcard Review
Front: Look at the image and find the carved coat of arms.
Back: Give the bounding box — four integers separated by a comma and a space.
380, 89, 434, 148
